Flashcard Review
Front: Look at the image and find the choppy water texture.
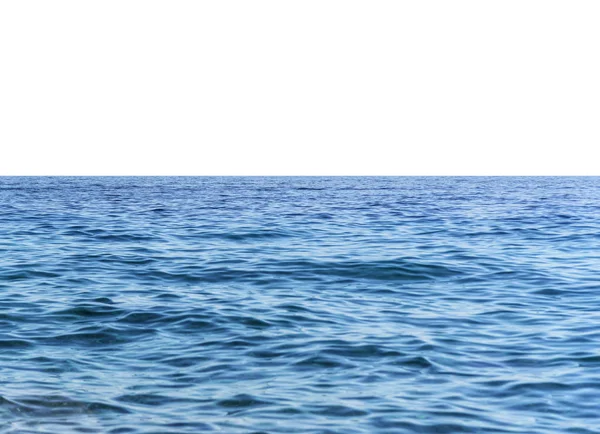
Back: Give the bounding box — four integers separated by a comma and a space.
1, 177, 600, 434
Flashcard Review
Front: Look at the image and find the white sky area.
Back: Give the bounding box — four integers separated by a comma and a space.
1, 1, 598, 175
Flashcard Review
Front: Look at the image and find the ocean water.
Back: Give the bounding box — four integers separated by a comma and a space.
1, 176, 599, 434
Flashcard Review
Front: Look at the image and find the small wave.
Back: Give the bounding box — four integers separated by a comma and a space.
0, 339, 34, 349
128, 258, 464, 284
115, 393, 195, 406
216, 394, 273, 409
273, 258, 464, 281
221, 229, 295, 241
42, 329, 129, 347
51, 306, 124, 318
1, 394, 129, 416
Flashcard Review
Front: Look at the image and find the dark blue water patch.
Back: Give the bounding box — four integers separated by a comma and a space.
1, 177, 600, 433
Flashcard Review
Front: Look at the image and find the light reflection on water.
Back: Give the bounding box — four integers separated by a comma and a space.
0, 177, 599, 433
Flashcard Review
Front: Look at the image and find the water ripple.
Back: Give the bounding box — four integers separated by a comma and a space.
0, 177, 599, 433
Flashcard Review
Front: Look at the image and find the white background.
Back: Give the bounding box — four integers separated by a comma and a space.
1, 1, 598, 175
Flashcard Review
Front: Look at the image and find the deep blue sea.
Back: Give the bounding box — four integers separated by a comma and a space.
1, 177, 599, 434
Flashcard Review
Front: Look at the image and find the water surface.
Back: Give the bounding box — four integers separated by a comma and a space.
1, 177, 599, 433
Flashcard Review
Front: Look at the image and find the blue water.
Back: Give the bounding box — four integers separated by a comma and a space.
1, 177, 599, 434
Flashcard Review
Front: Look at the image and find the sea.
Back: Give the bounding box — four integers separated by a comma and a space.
0, 176, 599, 434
